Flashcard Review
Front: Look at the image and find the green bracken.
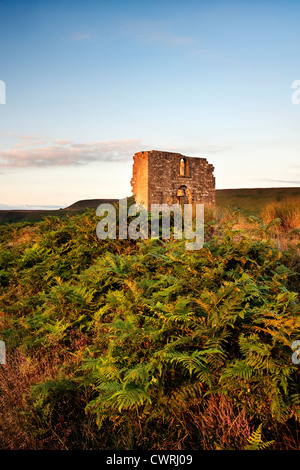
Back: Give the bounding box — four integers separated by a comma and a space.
0, 206, 299, 450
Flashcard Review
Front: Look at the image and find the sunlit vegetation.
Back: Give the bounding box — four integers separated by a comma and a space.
262, 197, 300, 231
0, 201, 299, 450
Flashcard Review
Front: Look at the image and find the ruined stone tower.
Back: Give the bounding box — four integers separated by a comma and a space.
130, 150, 215, 210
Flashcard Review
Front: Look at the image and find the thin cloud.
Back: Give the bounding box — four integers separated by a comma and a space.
121, 21, 195, 48
195, 143, 230, 154
69, 32, 94, 41
18, 135, 36, 141
3, 132, 48, 148
0, 139, 142, 168
162, 142, 231, 155
0, 203, 61, 210
262, 179, 300, 185
4, 132, 42, 141
15, 140, 47, 148
53, 139, 72, 145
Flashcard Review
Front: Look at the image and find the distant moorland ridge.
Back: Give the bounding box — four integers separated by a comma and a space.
215, 187, 300, 214
0, 187, 299, 225
64, 198, 119, 211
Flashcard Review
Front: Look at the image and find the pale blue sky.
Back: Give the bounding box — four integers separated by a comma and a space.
0, 0, 299, 208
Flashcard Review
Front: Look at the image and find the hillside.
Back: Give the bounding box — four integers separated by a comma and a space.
0, 209, 69, 225
0, 188, 299, 225
0, 199, 118, 225
216, 187, 300, 214
64, 198, 118, 211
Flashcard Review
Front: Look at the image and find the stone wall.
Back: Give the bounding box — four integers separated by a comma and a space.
130, 151, 149, 207
131, 150, 215, 210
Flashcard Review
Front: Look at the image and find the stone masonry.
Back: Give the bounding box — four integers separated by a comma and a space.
130, 150, 215, 210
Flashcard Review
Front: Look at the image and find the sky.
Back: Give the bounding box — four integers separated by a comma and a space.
0, 0, 299, 209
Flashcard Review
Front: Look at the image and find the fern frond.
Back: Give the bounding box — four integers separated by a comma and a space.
169, 382, 203, 408
155, 349, 219, 376
245, 424, 275, 450
124, 364, 149, 386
